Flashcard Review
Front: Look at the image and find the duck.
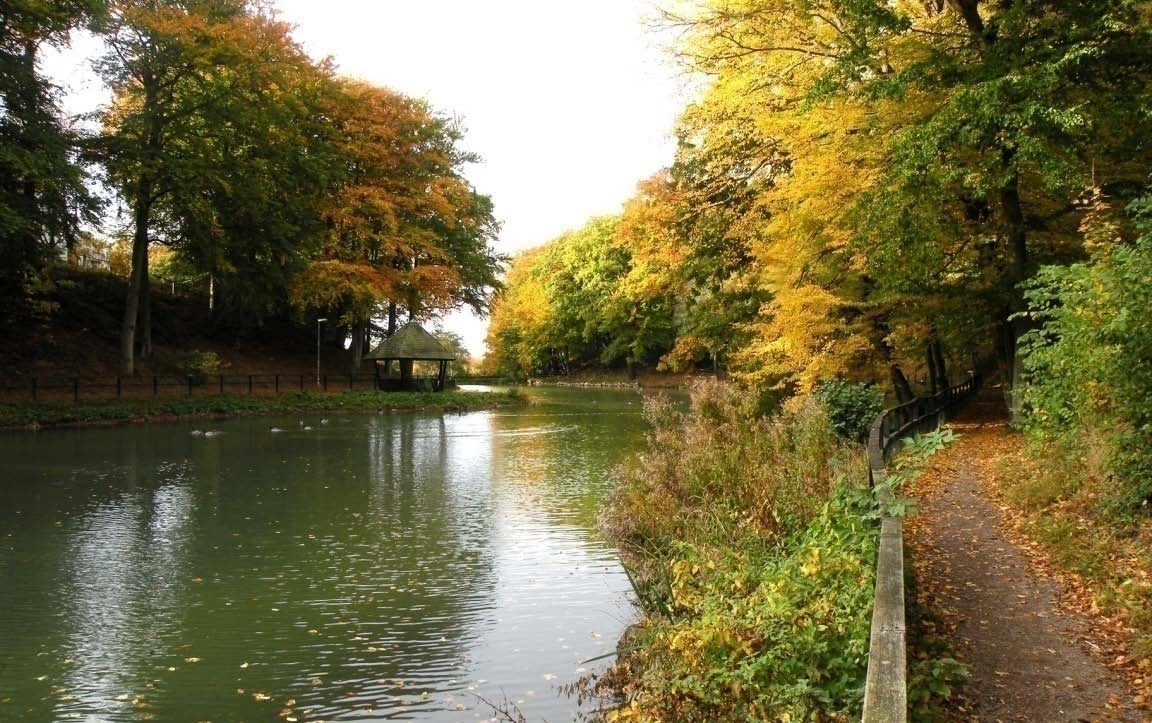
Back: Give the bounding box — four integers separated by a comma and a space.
319, 418, 329, 425
204, 430, 224, 438
270, 427, 285, 433
303, 425, 313, 431
190, 430, 204, 437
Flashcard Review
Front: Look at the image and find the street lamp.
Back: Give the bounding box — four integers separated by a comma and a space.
316, 318, 328, 388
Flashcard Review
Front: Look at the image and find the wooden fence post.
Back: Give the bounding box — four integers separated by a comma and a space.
274, 374, 279, 393
322, 374, 327, 392
153, 376, 158, 397
348, 373, 353, 391
187, 376, 193, 396
73, 378, 79, 402
31, 377, 37, 401
219, 374, 224, 395
299, 374, 304, 391
248, 375, 253, 394
116, 376, 122, 399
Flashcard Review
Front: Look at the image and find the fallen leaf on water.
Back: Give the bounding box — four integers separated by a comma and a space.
252, 692, 271, 702
184, 657, 201, 663
239, 662, 249, 669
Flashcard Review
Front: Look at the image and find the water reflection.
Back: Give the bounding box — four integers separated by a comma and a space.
0, 387, 662, 721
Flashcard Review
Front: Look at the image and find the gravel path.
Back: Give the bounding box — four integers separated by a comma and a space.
907, 392, 1143, 722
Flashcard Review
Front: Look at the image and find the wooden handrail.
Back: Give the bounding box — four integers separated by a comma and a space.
861, 372, 980, 723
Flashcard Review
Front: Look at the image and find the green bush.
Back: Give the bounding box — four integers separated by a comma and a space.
814, 379, 884, 442
1020, 192, 1152, 513
178, 350, 228, 385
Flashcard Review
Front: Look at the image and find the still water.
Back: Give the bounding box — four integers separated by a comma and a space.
0, 387, 657, 722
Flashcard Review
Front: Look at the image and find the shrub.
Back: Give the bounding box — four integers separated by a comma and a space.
601, 381, 862, 589
179, 350, 229, 385
814, 379, 884, 442
596, 380, 875, 720
1019, 192, 1152, 513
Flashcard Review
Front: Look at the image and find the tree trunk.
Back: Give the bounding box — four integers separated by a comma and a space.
890, 364, 915, 404
931, 339, 948, 390
350, 321, 364, 372
384, 302, 398, 376
999, 153, 1031, 416
120, 186, 152, 375
139, 247, 152, 359
926, 346, 939, 395
122, 76, 162, 375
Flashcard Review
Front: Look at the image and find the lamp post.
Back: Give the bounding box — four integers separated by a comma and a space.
316, 318, 328, 388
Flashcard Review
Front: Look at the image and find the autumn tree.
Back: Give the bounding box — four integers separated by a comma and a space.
290, 79, 501, 370
654, 0, 1152, 397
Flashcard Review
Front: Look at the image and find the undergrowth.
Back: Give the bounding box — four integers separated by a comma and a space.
998, 434, 1152, 659
589, 380, 954, 722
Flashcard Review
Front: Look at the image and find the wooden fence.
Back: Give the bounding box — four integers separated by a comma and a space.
0, 373, 384, 403
861, 373, 980, 723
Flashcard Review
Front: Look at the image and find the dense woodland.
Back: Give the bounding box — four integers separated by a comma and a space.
486, 0, 1152, 509
1, 0, 501, 375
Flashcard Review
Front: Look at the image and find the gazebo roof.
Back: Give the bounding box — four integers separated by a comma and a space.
363, 322, 456, 361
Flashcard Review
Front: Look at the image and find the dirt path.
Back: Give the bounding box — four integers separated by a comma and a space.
906, 389, 1143, 722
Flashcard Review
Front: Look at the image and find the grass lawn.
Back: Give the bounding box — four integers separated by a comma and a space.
0, 389, 525, 430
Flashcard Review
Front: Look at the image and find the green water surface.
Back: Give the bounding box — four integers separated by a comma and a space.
0, 386, 659, 722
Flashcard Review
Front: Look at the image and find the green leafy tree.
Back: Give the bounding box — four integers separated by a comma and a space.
1020, 189, 1152, 511
95, 0, 336, 373
0, 0, 104, 305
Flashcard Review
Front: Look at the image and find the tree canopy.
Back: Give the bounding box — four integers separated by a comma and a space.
487, 0, 1152, 405
0, 0, 505, 373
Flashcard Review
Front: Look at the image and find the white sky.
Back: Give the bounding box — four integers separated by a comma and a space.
43, 0, 689, 357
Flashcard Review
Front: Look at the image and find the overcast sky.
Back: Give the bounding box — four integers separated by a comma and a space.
43, 0, 688, 356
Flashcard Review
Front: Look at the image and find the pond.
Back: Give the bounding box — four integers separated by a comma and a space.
0, 386, 664, 722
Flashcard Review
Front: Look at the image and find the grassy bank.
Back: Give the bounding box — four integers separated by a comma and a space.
525, 370, 714, 389
588, 382, 874, 721
587, 381, 957, 721
0, 389, 525, 431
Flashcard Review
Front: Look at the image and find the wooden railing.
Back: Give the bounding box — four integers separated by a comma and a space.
861, 373, 980, 723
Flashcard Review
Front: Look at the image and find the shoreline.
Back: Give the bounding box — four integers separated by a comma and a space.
0, 389, 526, 432
525, 372, 720, 389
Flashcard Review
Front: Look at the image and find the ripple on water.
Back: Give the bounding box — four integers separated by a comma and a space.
0, 388, 651, 721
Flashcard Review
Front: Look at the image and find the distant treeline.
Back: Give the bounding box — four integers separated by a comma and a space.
1, 1, 502, 375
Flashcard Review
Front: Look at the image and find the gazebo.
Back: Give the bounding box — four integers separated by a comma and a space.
363, 322, 456, 392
